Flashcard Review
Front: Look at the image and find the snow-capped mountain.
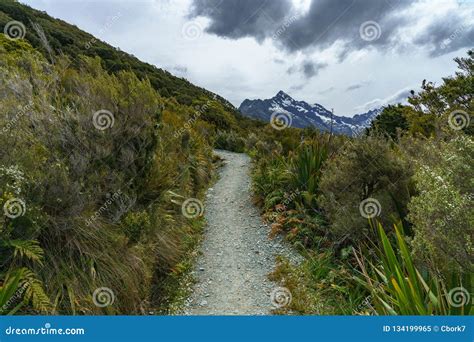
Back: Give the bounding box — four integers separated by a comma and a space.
238, 91, 382, 135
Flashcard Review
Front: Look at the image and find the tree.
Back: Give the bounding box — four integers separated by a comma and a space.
408, 50, 473, 136
367, 104, 409, 139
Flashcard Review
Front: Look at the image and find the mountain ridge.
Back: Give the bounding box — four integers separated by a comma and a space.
239, 91, 382, 135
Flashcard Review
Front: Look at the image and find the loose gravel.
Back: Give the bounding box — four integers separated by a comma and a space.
184, 150, 301, 315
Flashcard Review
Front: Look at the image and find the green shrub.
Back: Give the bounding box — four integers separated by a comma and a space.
406, 135, 473, 275
214, 130, 246, 152
0, 36, 216, 314
122, 210, 151, 244
286, 141, 328, 208
318, 135, 413, 244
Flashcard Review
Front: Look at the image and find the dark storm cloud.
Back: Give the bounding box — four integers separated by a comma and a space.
190, 0, 293, 42
190, 0, 473, 59
278, 0, 411, 54
301, 61, 328, 78
414, 14, 474, 57
287, 60, 328, 79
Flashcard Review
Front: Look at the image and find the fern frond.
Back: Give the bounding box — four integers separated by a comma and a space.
21, 269, 51, 313
5, 240, 44, 264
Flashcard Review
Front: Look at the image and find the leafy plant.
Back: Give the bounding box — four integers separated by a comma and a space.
0, 269, 27, 315
354, 222, 471, 315
286, 141, 328, 208
0, 266, 50, 314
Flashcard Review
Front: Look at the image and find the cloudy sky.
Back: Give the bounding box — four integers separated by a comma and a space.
22, 0, 473, 116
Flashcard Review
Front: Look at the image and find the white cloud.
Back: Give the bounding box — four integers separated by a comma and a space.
20, 0, 473, 116
353, 86, 416, 113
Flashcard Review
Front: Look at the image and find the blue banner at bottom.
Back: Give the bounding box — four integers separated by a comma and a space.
0, 316, 472, 342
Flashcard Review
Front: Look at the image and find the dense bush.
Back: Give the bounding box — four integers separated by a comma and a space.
285, 142, 328, 209
318, 135, 413, 244
0, 35, 216, 314
214, 130, 246, 153
405, 135, 473, 275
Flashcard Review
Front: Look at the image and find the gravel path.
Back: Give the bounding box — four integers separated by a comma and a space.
184, 150, 300, 315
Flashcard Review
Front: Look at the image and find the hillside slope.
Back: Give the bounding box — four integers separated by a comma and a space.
0, 1, 209, 103
0, 0, 252, 131
0, 1, 257, 315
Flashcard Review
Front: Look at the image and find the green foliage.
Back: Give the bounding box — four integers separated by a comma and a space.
286, 141, 328, 208
408, 50, 473, 136
354, 223, 471, 315
19, 268, 51, 313
121, 211, 151, 244
0, 233, 50, 314
0, 269, 26, 315
3, 240, 44, 265
367, 104, 409, 140
214, 130, 246, 152
318, 136, 413, 244
405, 135, 473, 275
1, 1, 472, 317
270, 253, 366, 315
251, 52, 472, 316
0, 32, 217, 314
